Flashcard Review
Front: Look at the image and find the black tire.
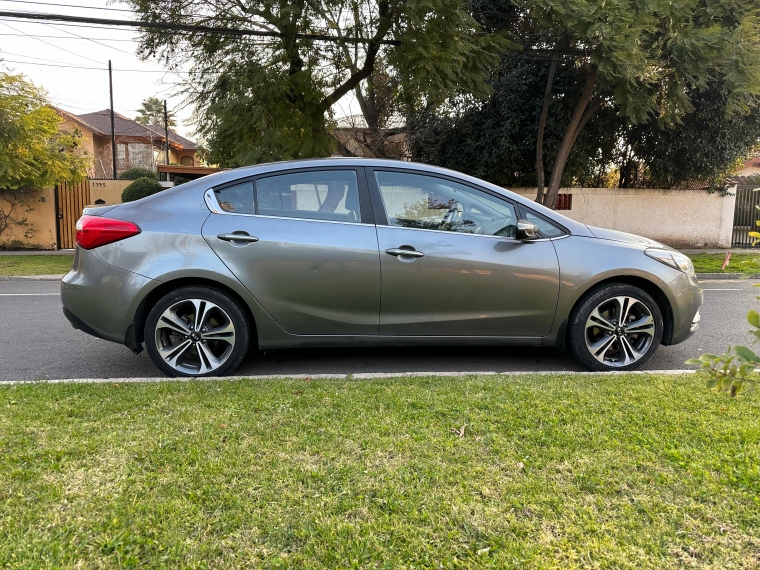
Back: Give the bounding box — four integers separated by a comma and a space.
144, 286, 250, 377
567, 283, 663, 372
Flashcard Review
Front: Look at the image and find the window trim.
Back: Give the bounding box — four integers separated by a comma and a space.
206, 166, 375, 225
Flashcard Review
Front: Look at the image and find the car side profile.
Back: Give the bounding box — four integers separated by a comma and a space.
61, 158, 702, 377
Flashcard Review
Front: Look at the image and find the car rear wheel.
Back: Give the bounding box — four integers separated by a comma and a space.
144, 286, 250, 377
568, 283, 663, 371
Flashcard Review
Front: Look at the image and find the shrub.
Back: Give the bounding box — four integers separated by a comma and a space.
118, 167, 158, 181
121, 177, 163, 202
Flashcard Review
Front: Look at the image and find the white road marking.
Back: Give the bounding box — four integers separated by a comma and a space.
0, 370, 697, 385
701, 288, 746, 291
0, 293, 59, 296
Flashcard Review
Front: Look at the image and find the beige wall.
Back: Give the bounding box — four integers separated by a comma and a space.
513, 187, 736, 248
59, 120, 96, 177
89, 180, 131, 206
0, 187, 58, 250
169, 148, 196, 166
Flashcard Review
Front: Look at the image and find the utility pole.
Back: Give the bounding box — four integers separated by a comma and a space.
163, 100, 170, 182
108, 60, 117, 179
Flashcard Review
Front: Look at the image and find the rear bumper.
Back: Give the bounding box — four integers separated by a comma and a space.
60, 247, 153, 347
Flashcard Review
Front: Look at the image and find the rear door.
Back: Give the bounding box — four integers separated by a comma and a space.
202, 168, 380, 335
369, 169, 561, 337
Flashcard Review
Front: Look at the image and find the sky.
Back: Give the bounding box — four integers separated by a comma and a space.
0, 0, 359, 140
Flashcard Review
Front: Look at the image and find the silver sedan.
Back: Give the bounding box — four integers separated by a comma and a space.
61, 159, 702, 377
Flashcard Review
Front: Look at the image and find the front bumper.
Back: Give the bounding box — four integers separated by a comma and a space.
61, 247, 153, 346
665, 272, 703, 345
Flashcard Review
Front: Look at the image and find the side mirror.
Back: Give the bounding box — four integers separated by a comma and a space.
516, 219, 540, 240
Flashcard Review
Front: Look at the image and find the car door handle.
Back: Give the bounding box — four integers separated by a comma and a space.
217, 233, 259, 243
385, 248, 424, 258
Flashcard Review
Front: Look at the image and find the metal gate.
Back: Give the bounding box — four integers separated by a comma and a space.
56, 180, 90, 249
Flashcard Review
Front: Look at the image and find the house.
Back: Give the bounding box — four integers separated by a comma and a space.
54, 107, 198, 179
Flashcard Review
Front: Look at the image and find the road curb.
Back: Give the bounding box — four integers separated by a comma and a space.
0, 274, 64, 281
0, 369, 698, 386
697, 273, 760, 280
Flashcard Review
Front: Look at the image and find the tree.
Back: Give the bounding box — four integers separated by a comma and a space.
622, 84, 760, 188
123, 0, 509, 166
134, 96, 177, 127
0, 72, 88, 236
519, 0, 760, 207
411, 1, 760, 204
409, 61, 622, 188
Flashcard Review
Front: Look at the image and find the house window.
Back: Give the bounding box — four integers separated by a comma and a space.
117, 142, 154, 170
181, 156, 194, 166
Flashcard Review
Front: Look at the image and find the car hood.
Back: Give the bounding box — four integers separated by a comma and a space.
585, 225, 669, 249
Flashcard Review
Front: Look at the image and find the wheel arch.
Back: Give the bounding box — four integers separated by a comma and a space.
127, 277, 258, 351
560, 275, 675, 351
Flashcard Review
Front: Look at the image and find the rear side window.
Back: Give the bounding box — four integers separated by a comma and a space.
214, 181, 254, 215
256, 170, 360, 222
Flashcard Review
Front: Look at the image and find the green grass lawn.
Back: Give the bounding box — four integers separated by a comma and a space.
0, 255, 73, 276
1, 374, 759, 568
687, 252, 760, 274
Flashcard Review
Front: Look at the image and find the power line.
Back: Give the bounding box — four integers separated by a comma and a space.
0, 0, 133, 12
0, 31, 137, 40
0, 19, 103, 63
42, 22, 136, 56
0, 10, 403, 45
0, 56, 209, 73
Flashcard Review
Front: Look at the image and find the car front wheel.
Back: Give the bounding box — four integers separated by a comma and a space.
144, 286, 250, 377
568, 283, 663, 371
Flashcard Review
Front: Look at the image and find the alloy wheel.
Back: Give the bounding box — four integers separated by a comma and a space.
584, 296, 656, 368
154, 298, 236, 375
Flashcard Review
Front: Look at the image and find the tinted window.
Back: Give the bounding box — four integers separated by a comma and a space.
375, 171, 518, 237
214, 181, 254, 215
521, 209, 565, 238
257, 171, 361, 222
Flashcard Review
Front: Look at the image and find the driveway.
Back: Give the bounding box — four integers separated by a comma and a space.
0, 279, 753, 380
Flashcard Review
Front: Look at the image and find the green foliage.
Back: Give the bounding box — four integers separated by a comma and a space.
0, 72, 88, 190
134, 96, 176, 127
625, 85, 760, 187
413, 0, 760, 192
118, 167, 158, 181
409, 62, 621, 187
124, 0, 510, 166
121, 177, 163, 202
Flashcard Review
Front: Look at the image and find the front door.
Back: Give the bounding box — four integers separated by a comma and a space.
202, 168, 380, 336
370, 169, 560, 337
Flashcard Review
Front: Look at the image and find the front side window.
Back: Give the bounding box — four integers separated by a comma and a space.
256, 170, 361, 222
375, 171, 518, 237
214, 181, 254, 215
521, 209, 565, 238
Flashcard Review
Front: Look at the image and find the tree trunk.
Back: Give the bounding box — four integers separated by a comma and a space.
536, 57, 558, 203
543, 65, 600, 209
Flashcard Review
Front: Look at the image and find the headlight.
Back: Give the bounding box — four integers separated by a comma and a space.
645, 248, 695, 276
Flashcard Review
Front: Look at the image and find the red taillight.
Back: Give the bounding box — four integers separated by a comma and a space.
75, 215, 141, 250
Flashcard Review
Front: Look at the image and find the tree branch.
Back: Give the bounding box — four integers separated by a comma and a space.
317, 2, 391, 114
536, 56, 559, 203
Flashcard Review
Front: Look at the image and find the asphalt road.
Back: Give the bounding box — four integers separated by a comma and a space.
0, 279, 754, 381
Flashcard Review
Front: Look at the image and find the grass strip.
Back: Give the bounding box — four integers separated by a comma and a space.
0, 374, 758, 568
687, 253, 759, 274
0, 255, 73, 277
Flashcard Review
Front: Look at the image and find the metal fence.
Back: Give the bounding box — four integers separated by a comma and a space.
732, 185, 760, 247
